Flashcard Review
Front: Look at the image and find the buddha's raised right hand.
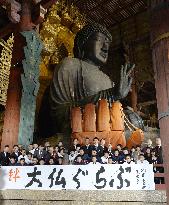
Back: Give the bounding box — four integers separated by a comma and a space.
116, 64, 135, 100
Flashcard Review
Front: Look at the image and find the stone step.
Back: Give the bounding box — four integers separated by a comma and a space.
0, 201, 167, 205
0, 190, 166, 205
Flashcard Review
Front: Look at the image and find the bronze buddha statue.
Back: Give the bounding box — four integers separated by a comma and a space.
39, 23, 135, 136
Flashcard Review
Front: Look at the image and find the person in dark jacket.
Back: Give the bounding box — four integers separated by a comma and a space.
74, 156, 85, 165
91, 137, 103, 157
70, 138, 81, 152
0, 145, 10, 166
9, 156, 17, 166
16, 158, 27, 166
33, 145, 47, 160
74, 148, 89, 162
154, 138, 163, 163
81, 137, 92, 155
10, 145, 21, 162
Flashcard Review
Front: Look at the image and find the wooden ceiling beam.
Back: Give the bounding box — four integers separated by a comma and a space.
99, 0, 144, 22
83, 0, 111, 12
76, 0, 146, 28
87, 5, 119, 26
77, 0, 120, 27
107, 6, 147, 29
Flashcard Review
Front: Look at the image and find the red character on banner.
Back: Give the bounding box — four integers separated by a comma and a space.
8, 168, 20, 182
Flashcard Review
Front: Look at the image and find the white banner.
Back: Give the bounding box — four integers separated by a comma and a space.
0, 164, 155, 190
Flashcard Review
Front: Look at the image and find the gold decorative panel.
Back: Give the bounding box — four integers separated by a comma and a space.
0, 34, 14, 106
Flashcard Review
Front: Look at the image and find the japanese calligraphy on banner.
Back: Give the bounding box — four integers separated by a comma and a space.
0, 164, 155, 190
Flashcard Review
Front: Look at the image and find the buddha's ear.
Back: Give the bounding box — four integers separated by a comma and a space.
73, 45, 82, 59
80, 50, 85, 59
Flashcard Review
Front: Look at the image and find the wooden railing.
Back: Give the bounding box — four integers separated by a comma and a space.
154, 164, 166, 190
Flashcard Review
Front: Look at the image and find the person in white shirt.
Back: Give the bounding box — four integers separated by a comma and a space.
137, 154, 149, 165
123, 154, 135, 165
27, 153, 33, 164
101, 151, 109, 164
69, 151, 77, 164
17, 149, 30, 164
108, 144, 113, 155
29, 143, 39, 155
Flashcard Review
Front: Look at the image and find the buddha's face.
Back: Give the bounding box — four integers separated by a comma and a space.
83, 32, 110, 65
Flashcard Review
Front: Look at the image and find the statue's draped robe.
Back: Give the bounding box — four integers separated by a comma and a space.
49, 57, 115, 133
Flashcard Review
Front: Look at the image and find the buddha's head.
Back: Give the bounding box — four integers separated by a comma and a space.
73, 23, 112, 66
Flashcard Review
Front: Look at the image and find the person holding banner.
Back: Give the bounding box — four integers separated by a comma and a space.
88, 156, 101, 165
137, 154, 149, 165
123, 155, 135, 164
101, 151, 109, 164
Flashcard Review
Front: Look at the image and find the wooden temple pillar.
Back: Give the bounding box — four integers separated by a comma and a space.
150, 1, 169, 203
0, 68, 21, 151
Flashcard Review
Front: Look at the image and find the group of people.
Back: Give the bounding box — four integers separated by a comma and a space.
0, 137, 163, 167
